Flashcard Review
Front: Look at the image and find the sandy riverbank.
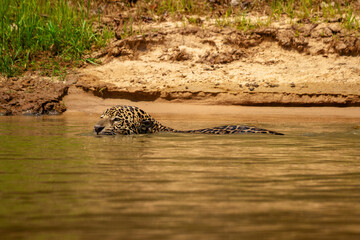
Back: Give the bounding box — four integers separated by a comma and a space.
63, 86, 360, 125
75, 23, 360, 107
1, 10, 360, 115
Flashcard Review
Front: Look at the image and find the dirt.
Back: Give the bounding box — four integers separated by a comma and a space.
75, 22, 360, 107
63, 86, 360, 123
1, 14, 360, 115
0, 75, 69, 116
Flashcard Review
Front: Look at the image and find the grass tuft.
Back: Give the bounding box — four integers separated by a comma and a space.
0, 0, 113, 78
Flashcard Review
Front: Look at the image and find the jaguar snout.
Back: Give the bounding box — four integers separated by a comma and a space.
94, 125, 105, 135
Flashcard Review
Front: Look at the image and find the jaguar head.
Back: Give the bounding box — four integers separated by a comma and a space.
94, 116, 124, 135
94, 106, 157, 135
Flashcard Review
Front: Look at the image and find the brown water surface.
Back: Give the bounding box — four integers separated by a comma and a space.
0, 111, 360, 239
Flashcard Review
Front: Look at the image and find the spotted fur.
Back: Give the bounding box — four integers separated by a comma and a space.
94, 105, 284, 135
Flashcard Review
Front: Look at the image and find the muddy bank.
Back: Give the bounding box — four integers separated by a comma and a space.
72, 25, 360, 107
75, 75, 360, 107
1, 20, 360, 115
0, 76, 68, 116
63, 86, 360, 121
74, 23, 360, 107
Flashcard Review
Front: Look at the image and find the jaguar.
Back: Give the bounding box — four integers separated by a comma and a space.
94, 105, 284, 135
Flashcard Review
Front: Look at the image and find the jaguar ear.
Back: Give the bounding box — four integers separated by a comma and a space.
142, 120, 154, 127
139, 119, 155, 133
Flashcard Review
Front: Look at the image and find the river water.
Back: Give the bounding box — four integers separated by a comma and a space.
0, 113, 360, 240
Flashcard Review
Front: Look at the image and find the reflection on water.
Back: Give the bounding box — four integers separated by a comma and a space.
0, 115, 360, 239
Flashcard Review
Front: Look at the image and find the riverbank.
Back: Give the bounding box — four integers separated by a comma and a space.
74, 24, 360, 107
1, 1, 360, 115
62, 86, 360, 125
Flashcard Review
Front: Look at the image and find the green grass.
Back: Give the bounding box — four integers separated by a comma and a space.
1, 0, 359, 78
0, 0, 113, 78
343, 5, 360, 32
155, 0, 199, 15
140, 0, 359, 33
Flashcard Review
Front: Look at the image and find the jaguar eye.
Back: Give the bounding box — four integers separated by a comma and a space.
112, 117, 122, 122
